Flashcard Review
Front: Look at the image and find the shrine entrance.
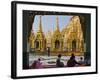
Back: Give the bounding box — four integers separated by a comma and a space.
72, 40, 76, 51
35, 41, 39, 49
55, 40, 60, 49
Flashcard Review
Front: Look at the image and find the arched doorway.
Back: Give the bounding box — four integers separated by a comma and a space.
55, 40, 60, 49
35, 41, 39, 49
72, 40, 76, 51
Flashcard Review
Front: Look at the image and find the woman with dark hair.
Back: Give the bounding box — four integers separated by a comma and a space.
35, 58, 43, 68
31, 58, 43, 69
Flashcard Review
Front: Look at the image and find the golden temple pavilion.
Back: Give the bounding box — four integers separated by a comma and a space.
29, 16, 85, 56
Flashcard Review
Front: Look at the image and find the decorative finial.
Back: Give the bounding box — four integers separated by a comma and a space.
56, 16, 59, 31
38, 15, 42, 32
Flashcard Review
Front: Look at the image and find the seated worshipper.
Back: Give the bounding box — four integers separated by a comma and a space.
56, 54, 64, 67
35, 58, 43, 69
31, 58, 43, 69
78, 57, 85, 66
67, 53, 80, 67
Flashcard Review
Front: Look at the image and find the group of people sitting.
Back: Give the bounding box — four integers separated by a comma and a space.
56, 54, 84, 67
30, 53, 84, 69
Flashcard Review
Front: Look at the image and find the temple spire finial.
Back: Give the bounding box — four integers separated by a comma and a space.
56, 16, 59, 31
38, 15, 42, 32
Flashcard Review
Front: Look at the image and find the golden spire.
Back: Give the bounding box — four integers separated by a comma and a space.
38, 15, 42, 32
56, 16, 59, 31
